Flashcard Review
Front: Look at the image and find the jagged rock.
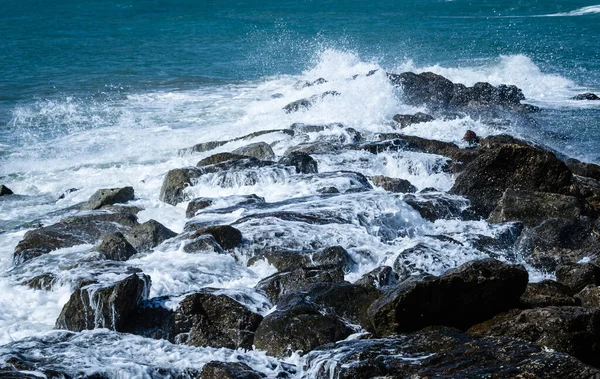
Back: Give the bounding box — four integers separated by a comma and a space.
488, 189, 590, 227
303, 326, 600, 378
469, 306, 600, 368
450, 142, 573, 217
576, 285, 600, 308
567, 159, 600, 181
517, 217, 600, 271
57, 187, 79, 200
312, 246, 356, 273
24, 273, 57, 291
0, 184, 14, 196
189, 225, 242, 250
368, 259, 528, 336
124, 219, 177, 252
253, 295, 354, 356
282, 91, 340, 113
392, 112, 434, 128
82, 187, 135, 210
200, 361, 265, 379
173, 291, 263, 349
355, 266, 398, 289
520, 280, 579, 308
97, 232, 138, 261
55, 273, 150, 332
370, 175, 417, 193
182, 234, 224, 254
279, 152, 318, 174
159, 168, 203, 206
403, 193, 469, 221
13, 210, 138, 265
232, 142, 275, 160
185, 140, 228, 153
293, 77, 327, 89
255, 265, 345, 304
556, 262, 600, 293
572, 93, 600, 101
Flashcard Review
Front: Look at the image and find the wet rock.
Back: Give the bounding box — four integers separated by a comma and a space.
24, 273, 57, 291
97, 232, 138, 261
182, 234, 224, 254
55, 273, 150, 332
293, 77, 327, 89
520, 280, 579, 308
392, 243, 434, 281
368, 258, 528, 336
575, 285, 600, 308
312, 246, 356, 273
82, 186, 135, 210
253, 296, 354, 356
234, 210, 348, 226
567, 158, 600, 181
469, 306, 600, 368
572, 93, 600, 101
517, 217, 600, 272
247, 249, 312, 271
200, 361, 265, 379
370, 175, 417, 193
13, 210, 139, 265
392, 112, 434, 128
290, 122, 343, 134
186, 198, 214, 218
189, 225, 242, 250
556, 262, 600, 293
403, 193, 469, 221
279, 152, 318, 174
186, 140, 228, 153
57, 187, 79, 200
173, 291, 263, 349
316, 186, 339, 194
232, 142, 275, 160
355, 266, 397, 289
463, 129, 480, 145
282, 91, 340, 113
159, 167, 203, 205
124, 219, 177, 253
121, 297, 175, 340
255, 265, 345, 304
0, 184, 14, 196
304, 326, 600, 379
450, 143, 573, 217
488, 189, 590, 227
186, 194, 265, 218
285, 141, 341, 155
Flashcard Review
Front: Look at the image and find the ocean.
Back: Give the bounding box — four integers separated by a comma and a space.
0, 0, 599, 377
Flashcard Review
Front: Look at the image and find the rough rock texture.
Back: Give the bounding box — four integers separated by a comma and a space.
450, 143, 573, 217
0, 184, 14, 196
370, 175, 417, 193
200, 361, 265, 379
488, 189, 590, 226
97, 232, 138, 261
159, 168, 202, 205
469, 307, 600, 368
403, 193, 469, 221
13, 210, 139, 265
173, 291, 263, 349
189, 225, 242, 250
576, 285, 600, 308
303, 326, 600, 379
247, 249, 312, 271
121, 297, 175, 340
520, 280, 579, 308
232, 142, 275, 160
279, 152, 318, 174
253, 296, 354, 357
124, 219, 177, 252
282, 91, 340, 113
82, 186, 135, 210
572, 93, 600, 101
392, 112, 435, 128
182, 234, 224, 254
255, 265, 345, 304
567, 159, 600, 181
556, 262, 600, 293
24, 273, 57, 291
312, 246, 356, 273
355, 266, 398, 289
367, 259, 528, 336
185, 198, 214, 218
55, 273, 150, 332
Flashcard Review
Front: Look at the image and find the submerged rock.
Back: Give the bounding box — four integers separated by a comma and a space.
0, 184, 14, 196
392, 112, 434, 128
82, 186, 135, 210
124, 219, 177, 253
232, 142, 275, 160
55, 273, 150, 332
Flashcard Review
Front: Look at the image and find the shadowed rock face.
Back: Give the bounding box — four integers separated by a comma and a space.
0, 184, 14, 196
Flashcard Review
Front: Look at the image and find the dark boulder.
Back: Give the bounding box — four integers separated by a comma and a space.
355, 266, 397, 289
253, 296, 354, 356
159, 168, 202, 206
124, 219, 177, 252
232, 142, 275, 160
255, 265, 345, 304
82, 186, 135, 210
572, 93, 600, 101
303, 326, 600, 379
282, 91, 340, 113
0, 184, 14, 196
182, 234, 224, 254
403, 193, 469, 221
189, 225, 242, 250
450, 143, 573, 217
370, 175, 417, 193
469, 306, 600, 368
247, 249, 312, 271
392, 112, 435, 128
279, 152, 318, 174
367, 259, 528, 336
55, 273, 150, 332
173, 291, 263, 349
97, 232, 138, 261
184, 140, 228, 154
463, 129, 480, 145
312, 246, 356, 273
567, 158, 600, 181
200, 361, 265, 379
488, 189, 590, 227
556, 262, 600, 293
576, 285, 600, 308
186, 198, 214, 218
186, 194, 265, 218
197, 152, 248, 166
121, 297, 175, 340
520, 280, 579, 308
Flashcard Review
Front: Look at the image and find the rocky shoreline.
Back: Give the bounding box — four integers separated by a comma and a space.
2, 71, 600, 378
